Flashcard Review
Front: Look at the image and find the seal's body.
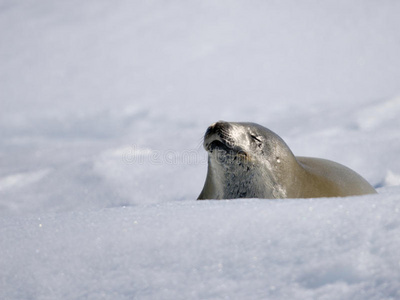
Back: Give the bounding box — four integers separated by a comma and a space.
198, 121, 376, 200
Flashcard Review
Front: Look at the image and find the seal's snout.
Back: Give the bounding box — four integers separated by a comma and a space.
203, 121, 232, 150
203, 121, 248, 158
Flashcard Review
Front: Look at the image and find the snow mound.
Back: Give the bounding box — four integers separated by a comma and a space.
1, 193, 400, 300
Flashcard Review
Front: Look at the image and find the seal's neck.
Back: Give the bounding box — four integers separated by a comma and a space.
197, 157, 223, 200
198, 156, 286, 200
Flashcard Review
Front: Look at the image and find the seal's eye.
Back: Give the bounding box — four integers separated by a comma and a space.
250, 135, 263, 148
250, 135, 262, 143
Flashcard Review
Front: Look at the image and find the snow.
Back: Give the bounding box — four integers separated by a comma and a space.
2, 195, 400, 299
1, 0, 400, 299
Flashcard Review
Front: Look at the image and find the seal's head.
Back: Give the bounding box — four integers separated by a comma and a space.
198, 121, 298, 199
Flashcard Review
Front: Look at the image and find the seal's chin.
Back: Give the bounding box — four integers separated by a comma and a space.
206, 139, 248, 158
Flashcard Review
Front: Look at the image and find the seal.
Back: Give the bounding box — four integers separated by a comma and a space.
198, 121, 376, 199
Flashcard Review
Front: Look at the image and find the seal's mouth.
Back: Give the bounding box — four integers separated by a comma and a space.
207, 140, 232, 152
206, 139, 248, 158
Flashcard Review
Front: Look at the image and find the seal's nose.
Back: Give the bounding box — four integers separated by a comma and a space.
205, 121, 230, 137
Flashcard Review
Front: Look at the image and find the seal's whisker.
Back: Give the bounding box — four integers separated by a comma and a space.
195, 137, 204, 150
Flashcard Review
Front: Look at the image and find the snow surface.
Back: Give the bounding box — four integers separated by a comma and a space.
1, 0, 400, 299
